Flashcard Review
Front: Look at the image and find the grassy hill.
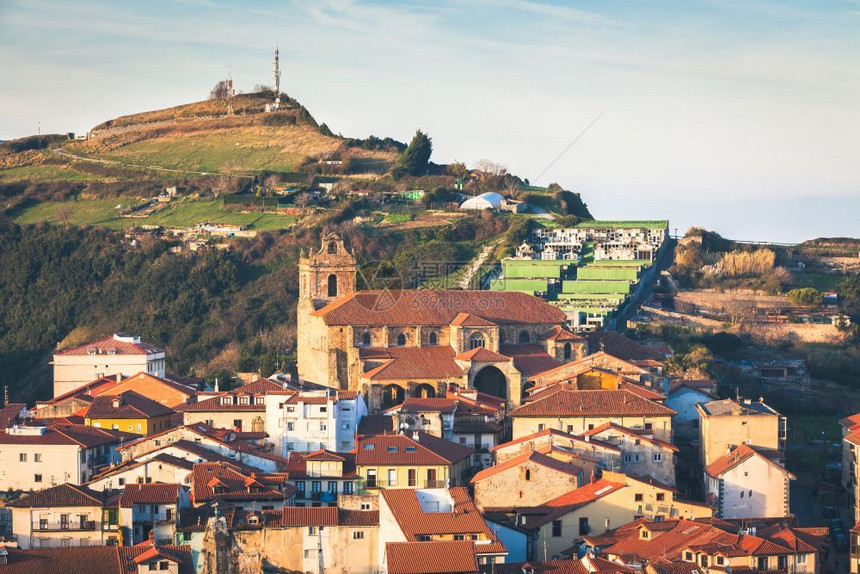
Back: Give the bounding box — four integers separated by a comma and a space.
0, 92, 397, 184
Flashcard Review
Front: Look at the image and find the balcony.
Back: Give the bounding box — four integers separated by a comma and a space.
355, 478, 447, 492
33, 520, 98, 532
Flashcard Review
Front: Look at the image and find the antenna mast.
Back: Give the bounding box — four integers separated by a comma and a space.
226, 65, 235, 116
272, 44, 281, 110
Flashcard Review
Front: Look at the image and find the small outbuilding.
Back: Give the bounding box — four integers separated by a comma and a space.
460, 191, 504, 210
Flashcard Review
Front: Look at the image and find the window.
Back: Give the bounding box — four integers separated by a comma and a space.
417, 535, 431, 541
518, 331, 531, 344
296, 481, 306, 493
362, 332, 371, 346
797, 554, 807, 564
149, 564, 157, 571
635, 493, 643, 502
429, 332, 438, 345
564, 343, 572, 359
353, 531, 364, 539
587, 424, 595, 430
469, 333, 486, 349
118, 478, 126, 486
34, 474, 42, 483
454, 534, 465, 541
387, 446, 398, 453
408, 469, 417, 487
653, 453, 663, 462
388, 469, 397, 487
715, 556, 725, 566
644, 423, 653, 431
327, 274, 338, 297
397, 332, 407, 346
405, 446, 416, 452
34, 453, 42, 463
525, 469, 532, 481
360, 502, 371, 510
623, 454, 633, 463
341, 423, 350, 430
538, 424, 546, 431
159, 561, 169, 571
19, 453, 26, 462
656, 493, 665, 501
308, 526, 317, 535
566, 425, 574, 434
320, 423, 327, 432
287, 422, 294, 431
286, 406, 295, 413
328, 481, 337, 493
552, 520, 563, 537
233, 419, 242, 430
312, 481, 322, 493
344, 482, 354, 495
684, 552, 693, 561
578, 517, 589, 536
320, 406, 327, 413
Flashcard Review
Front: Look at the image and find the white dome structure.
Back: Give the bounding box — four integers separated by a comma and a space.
460, 192, 505, 211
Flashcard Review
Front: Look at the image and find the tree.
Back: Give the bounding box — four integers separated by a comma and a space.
394, 130, 433, 176
209, 80, 229, 100
786, 287, 823, 307
841, 275, 860, 320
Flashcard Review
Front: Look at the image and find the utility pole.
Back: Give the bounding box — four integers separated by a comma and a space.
318, 526, 324, 574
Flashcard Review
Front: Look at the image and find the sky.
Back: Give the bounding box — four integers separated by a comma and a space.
1, 0, 858, 242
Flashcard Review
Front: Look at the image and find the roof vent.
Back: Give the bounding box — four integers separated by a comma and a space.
112, 397, 122, 409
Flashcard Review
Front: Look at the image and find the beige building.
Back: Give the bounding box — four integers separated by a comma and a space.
9, 483, 120, 548
513, 471, 711, 560
704, 443, 794, 519
0, 424, 132, 491
52, 334, 166, 398
696, 398, 786, 467
471, 450, 592, 511
840, 413, 860, 525
508, 388, 676, 443
582, 422, 678, 486
296, 234, 578, 410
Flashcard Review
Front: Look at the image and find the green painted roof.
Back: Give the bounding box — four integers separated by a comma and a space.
573, 220, 669, 229
561, 280, 631, 294
489, 278, 549, 293
576, 267, 640, 281
501, 259, 567, 279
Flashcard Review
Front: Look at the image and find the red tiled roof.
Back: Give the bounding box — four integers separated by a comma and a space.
541, 325, 585, 342
381, 487, 506, 555
455, 347, 510, 363
9, 483, 105, 508
339, 508, 380, 526
667, 379, 716, 395
617, 381, 665, 401
509, 389, 675, 418
395, 397, 459, 415
356, 432, 473, 466
704, 444, 795, 479
492, 428, 621, 454
471, 450, 585, 483
0, 547, 123, 574
0, 423, 134, 448
174, 394, 265, 412
314, 290, 567, 326
57, 335, 163, 356
85, 390, 175, 419
361, 346, 465, 381
279, 506, 339, 526
386, 541, 479, 574
120, 483, 183, 508
0, 403, 27, 428
358, 414, 396, 436
190, 463, 289, 504
839, 413, 860, 430
451, 312, 498, 327
38, 377, 119, 405
499, 344, 562, 377
583, 422, 679, 452
483, 560, 590, 574
530, 352, 649, 385
304, 449, 345, 462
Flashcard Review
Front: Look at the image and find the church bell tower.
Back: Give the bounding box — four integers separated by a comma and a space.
298, 233, 357, 311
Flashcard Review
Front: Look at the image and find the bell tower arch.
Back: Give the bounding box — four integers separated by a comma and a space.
298, 233, 357, 310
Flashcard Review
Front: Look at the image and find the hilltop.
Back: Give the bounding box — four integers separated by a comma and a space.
0, 92, 399, 185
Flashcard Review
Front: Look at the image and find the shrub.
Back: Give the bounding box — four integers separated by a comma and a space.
786, 287, 823, 306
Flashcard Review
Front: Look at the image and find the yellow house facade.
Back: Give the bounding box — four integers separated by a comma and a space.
84, 391, 174, 437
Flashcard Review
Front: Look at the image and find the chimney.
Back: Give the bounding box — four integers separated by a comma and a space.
117, 373, 122, 383
112, 397, 121, 409
412, 431, 420, 442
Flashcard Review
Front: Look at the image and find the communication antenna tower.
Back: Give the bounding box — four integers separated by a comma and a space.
226, 65, 235, 116
272, 44, 281, 110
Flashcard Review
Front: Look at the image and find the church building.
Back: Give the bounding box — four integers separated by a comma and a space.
296, 234, 587, 411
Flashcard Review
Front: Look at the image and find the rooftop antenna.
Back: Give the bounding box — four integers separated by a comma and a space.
272, 43, 281, 110
226, 65, 235, 116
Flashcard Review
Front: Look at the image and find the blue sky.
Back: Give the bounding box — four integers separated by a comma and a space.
1, 0, 858, 242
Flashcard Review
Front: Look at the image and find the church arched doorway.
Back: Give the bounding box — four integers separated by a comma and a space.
473, 366, 507, 400
381, 384, 405, 410
414, 383, 436, 399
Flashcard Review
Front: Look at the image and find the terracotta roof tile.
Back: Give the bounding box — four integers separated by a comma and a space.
386, 540, 479, 574
455, 347, 511, 363
541, 325, 586, 342
85, 390, 174, 419
510, 389, 675, 418
0, 423, 134, 448
314, 290, 567, 326
360, 346, 465, 380
190, 463, 290, 504
499, 344, 562, 376
381, 487, 506, 555
394, 398, 459, 415
451, 312, 498, 327
0, 403, 27, 428
56, 335, 163, 356
356, 432, 473, 466
9, 483, 105, 508
120, 483, 183, 508
482, 560, 589, 574
704, 444, 795, 479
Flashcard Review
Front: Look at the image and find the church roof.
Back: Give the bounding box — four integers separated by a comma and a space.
360, 347, 465, 381
313, 290, 567, 327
